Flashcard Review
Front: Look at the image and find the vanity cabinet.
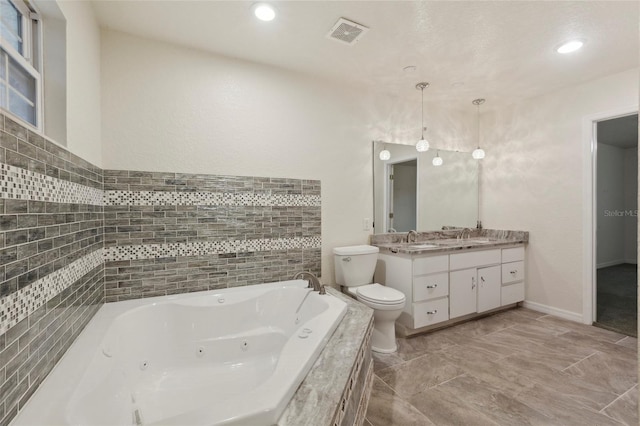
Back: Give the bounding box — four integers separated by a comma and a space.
376, 244, 525, 334
449, 250, 501, 319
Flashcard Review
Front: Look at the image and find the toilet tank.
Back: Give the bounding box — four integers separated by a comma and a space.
333, 245, 380, 287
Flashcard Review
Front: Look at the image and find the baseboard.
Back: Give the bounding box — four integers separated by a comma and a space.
522, 300, 583, 323
597, 259, 626, 269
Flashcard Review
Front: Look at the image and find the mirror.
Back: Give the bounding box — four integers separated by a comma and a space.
373, 141, 478, 233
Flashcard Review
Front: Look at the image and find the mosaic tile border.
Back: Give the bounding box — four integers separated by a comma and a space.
104, 236, 321, 261
0, 163, 103, 205
0, 248, 103, 334
104, 190, 320, 207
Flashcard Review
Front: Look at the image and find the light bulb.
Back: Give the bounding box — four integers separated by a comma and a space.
556, 40, 583, 54
379, 149, 391, 161
432, 155, 443, 166
416, 138, 430, 152
253, 3, 276, 21
472, 148, 485, 160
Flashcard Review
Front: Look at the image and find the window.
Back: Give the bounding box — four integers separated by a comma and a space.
0, 0, 41, 128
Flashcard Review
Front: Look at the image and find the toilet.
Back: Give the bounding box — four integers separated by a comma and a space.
333, 245, 406, 353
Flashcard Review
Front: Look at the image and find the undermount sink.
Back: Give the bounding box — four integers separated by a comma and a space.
432, 239, 462, 245
408, 244, 439, 249
465, 238, 497, 244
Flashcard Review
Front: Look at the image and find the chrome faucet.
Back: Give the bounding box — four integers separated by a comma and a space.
292, 271, 326, 295
457, 227, 473, 240
406, 230, 419, 243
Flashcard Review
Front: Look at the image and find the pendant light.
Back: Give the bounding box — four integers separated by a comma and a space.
472, 98, 486, 160
415, 82, 430, 152
379, 144, 391, 160
432, 150, 443, 166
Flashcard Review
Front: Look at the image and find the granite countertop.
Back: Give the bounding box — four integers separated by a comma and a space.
278, 287, 373, 426
371, 228, 528, 255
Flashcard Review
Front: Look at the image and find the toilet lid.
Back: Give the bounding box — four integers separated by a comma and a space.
356, 284, 405, 305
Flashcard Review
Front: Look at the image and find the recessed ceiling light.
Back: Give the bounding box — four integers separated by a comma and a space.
252, 3, 276, 21
556, 40, 584, 54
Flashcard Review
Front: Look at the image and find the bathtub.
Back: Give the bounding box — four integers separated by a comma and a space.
13, 280, 347, 426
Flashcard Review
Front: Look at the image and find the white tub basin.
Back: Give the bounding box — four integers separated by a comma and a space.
13, 281, 347, 426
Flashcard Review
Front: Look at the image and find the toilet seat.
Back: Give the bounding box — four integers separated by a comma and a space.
354, 284, 405, 309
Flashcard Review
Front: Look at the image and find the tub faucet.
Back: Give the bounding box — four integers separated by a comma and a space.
406, 230, 418, 243
292, 271, 326, 295
458, 228, 473, 240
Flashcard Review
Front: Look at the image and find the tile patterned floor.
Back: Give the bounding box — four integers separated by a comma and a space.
365, 308, 638, 426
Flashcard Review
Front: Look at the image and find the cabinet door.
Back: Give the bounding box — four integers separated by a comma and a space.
449, 268, 477, 319
477, 265, 501, 313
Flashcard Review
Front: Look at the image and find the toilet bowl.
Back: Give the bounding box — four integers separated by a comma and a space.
333, 245, 406, 353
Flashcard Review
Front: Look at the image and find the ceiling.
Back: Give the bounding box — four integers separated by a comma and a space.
598, 114, 638, 149
91, 1, 639, 108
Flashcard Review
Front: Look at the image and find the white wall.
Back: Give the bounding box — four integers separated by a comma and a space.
101, 30, 430, 285
56, 0, 102, 166
624, 147, 638, 263
482, 68, 639, 318
597, 143, 626, 267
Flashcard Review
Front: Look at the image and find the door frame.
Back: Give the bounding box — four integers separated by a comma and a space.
582, 105, 638, 325
384, 156, 419, 233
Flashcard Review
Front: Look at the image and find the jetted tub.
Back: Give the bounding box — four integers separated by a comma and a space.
13, 280, 347, 426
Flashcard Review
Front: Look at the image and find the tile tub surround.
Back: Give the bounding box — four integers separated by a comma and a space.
278, 287, 374, 426
0, 112, 105, 426
103, 169, 321, 301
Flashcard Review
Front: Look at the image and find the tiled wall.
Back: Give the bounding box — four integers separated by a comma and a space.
103, 170, 321, 302
0, 111, 323, 423
0, 113, 104, 425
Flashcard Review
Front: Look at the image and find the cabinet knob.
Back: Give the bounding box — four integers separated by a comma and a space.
426, 310, 438, 315
426, 284, 438, 289
342, 257, 352, 262
510, 270, 517, 275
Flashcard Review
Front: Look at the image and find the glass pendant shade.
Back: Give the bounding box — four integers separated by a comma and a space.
472, 147, 485, 159
379, 149, 391, 160
416, 138, 430, 152
432, 154, 443, 166
253, 3, 276, 21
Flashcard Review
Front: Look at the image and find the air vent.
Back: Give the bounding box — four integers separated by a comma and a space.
326, 18, 369, 46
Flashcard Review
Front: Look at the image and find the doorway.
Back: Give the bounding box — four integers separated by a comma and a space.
594, 114, 638, 336
386, 159, 417, 232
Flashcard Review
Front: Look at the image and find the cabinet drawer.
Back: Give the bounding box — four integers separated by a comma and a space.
413, 255, 448, 276
502, 282, 525, 305
413, 298, 449, 328
413, 272, 449, 302
502, 246, 525, 263
502, 261, 525, 284
450, 249, 500, 270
